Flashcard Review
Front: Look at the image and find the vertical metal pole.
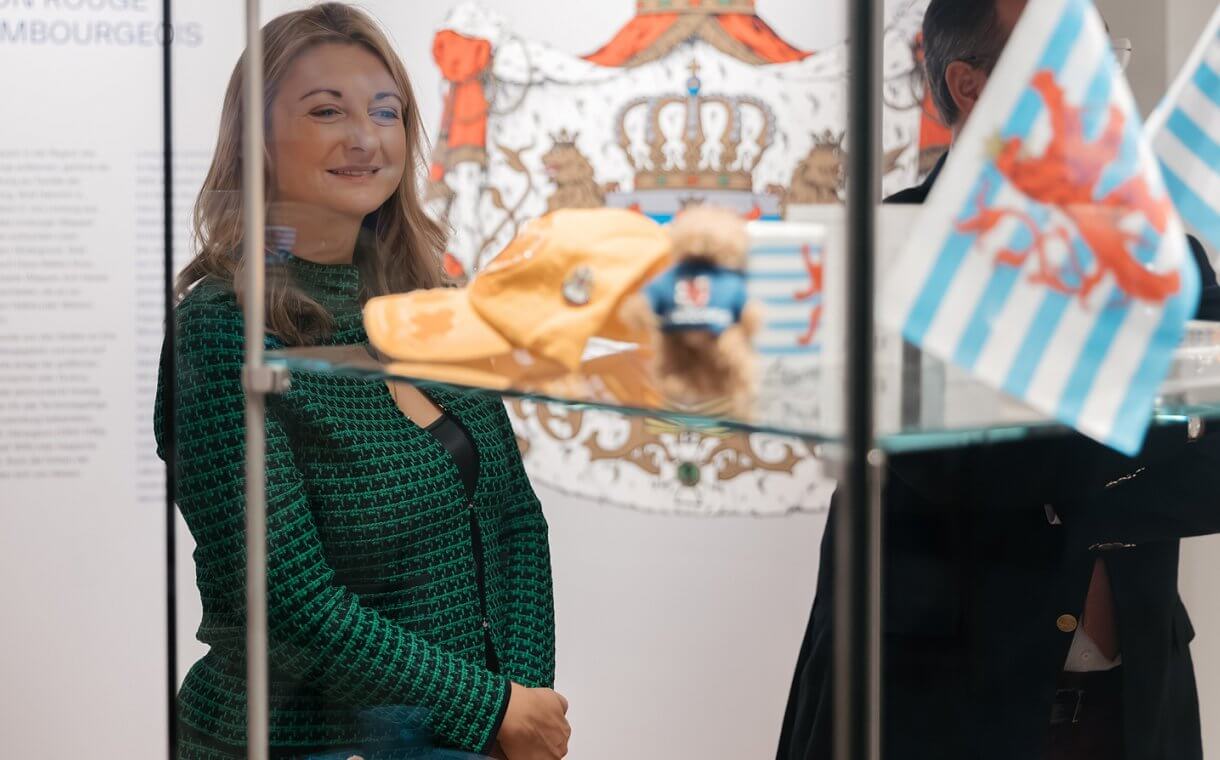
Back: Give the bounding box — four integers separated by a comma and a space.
160, 1, 178, 758
835, 0, 882, 758
241, 1, 269, 759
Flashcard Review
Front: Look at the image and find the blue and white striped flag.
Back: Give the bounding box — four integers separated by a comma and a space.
881, 0, 1199, 454
1148, 6, 1220, 254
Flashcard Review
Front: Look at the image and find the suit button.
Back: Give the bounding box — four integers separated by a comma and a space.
1057, 614, 1079, 633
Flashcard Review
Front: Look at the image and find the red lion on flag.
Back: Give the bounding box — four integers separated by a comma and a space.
956, 70, 1181, 304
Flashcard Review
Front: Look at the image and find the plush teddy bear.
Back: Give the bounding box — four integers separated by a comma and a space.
619, 205, 762, 419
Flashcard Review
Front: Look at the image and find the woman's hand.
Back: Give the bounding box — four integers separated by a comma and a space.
496, 682, 570, 759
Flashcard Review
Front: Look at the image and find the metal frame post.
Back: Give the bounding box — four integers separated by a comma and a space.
161, 0, 178, 756
241, 1, 269, 758
835, 0, 884, 759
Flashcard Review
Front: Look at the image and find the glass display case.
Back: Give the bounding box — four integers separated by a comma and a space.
157, 1, 1220, 759
6, 0, 1220, 758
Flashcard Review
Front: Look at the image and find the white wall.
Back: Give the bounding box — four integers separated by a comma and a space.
1167, 0, 1220, 74
1096, 0, 1168, 115
0, 2, 172, 756
544, 485, 825, 759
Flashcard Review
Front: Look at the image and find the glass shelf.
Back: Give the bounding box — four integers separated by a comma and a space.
266, 321, 1220, 453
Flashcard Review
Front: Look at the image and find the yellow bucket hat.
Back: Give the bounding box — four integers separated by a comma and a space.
365, 208, 673, 372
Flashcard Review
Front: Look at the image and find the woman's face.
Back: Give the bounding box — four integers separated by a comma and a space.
268, 43, 407, 220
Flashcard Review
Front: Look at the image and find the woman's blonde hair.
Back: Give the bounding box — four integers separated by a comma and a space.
177, 2, 445, 345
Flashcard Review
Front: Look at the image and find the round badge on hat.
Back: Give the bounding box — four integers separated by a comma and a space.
562, 265, 594, 306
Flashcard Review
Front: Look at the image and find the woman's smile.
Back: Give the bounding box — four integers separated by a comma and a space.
327, 164, 382, 179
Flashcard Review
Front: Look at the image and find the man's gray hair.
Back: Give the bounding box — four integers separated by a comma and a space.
922, 0, 1010, 126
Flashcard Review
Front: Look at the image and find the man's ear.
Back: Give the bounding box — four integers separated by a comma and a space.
945, 61, 989, 126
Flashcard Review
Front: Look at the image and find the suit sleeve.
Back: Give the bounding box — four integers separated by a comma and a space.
1069, 429, 1220, 547
1069, 235, 1220, 543
1188, 234, 1220, 321
490, 405, 556, 689
159, 299, 511, 753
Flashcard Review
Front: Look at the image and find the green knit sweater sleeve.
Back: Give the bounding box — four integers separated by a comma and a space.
491, 405, 557, 689
167, 293, 510, 752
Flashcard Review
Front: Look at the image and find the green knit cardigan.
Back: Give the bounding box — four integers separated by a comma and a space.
155, 258, 555, 759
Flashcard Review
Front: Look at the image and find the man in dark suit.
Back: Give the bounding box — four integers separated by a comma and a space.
776, 1, 1220, 758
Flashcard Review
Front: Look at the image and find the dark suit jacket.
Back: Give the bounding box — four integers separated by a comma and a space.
777, 157, 1220, 760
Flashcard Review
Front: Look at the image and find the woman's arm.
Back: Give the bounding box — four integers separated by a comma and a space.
490, 405, 556, 690
160, 297, 509, 752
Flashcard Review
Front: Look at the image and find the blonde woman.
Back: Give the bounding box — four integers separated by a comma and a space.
156, 5, 567, 758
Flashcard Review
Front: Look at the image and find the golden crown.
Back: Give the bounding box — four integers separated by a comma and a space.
615, 60, 776, 192
550, 128, 579, 148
